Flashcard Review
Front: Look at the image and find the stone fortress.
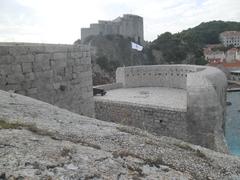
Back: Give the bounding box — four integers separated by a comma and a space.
0, 43, 228, 153
95, 65, 228, 152
81, 14, 144, 45
1, 42, 240, 179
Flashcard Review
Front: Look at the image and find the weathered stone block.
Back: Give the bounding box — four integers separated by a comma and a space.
35, 70, 53, 81
53, 59, 67, 69
12, 64, 22, 74
8, 46, 28, 55
0, 46, 9, 56
15, 90, 26, 95
0, 55, 14, 64
24, 72, 35, 81
15, 54, 34, 63
35, 53, 52, 62
53, 52, 67, 59
71, 52, 82, 59
6, 74, 24, 84
33, 59, 50, 71
22, 62, 32, 73
5, 84, 21, 91
53, 83, 60, 89
27, 87, 38, 95
21, 81, 34, 89
73, 65, 84, 73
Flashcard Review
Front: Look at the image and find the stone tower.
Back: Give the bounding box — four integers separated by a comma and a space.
81, 14, 144, 45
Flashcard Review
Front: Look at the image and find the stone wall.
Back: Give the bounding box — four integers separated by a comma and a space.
95, 100, 188, 140
0, 43, 94, 117
116, 65, 196, 89
186, 66, 228, 152
95, 65, 228, 152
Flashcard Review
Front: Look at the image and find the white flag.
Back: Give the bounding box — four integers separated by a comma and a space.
131, 42, 143, 51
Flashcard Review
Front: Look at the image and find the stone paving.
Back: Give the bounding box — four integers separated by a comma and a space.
95, 87, 187, 111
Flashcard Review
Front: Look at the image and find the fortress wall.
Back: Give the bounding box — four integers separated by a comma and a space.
116, 65, 196, 89
0, 43, 94, 117
95, 100, 188, 140
187, 66, 228, 152
96, 65, 228, 152
81, 28, 92, 43
119, 14, 144, 44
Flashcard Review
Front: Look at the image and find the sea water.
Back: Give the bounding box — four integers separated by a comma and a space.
225, 91, 240, 155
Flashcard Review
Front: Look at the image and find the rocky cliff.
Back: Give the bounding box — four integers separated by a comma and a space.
0, 90, 240, 179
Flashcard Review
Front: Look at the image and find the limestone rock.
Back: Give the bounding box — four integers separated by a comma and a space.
0, 90, 240, 179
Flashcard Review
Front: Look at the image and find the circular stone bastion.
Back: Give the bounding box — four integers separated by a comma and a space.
94, 65, 228, 153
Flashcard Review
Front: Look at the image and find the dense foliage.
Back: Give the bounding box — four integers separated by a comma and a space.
149, 21, 240, 64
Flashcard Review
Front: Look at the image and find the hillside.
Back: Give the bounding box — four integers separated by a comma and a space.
1, 90, 240, 179
181, 21, 240, 45
149, 21, 240, 65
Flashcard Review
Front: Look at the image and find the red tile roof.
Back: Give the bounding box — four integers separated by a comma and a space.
209, 61, 240, 68
220, 31, 240, 37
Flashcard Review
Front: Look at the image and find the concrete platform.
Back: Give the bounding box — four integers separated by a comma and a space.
94, 87, 187, 111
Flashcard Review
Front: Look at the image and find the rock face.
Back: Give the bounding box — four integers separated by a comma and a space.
0, 90, 240, 179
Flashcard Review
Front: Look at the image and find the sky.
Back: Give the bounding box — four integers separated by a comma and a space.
0, 0, 239, 44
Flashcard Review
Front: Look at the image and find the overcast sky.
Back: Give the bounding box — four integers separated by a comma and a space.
0, 0, 239, 44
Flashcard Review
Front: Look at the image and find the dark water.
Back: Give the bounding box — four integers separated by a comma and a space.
225, 91, 240, 155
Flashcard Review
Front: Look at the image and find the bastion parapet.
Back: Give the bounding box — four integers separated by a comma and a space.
95, 65, 228, 152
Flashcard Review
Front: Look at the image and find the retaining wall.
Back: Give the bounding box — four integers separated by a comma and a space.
0, 43, 94, 117
95, 100, 188, 140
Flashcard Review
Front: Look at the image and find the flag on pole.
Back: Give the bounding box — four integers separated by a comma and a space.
131, 42, 143, 51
